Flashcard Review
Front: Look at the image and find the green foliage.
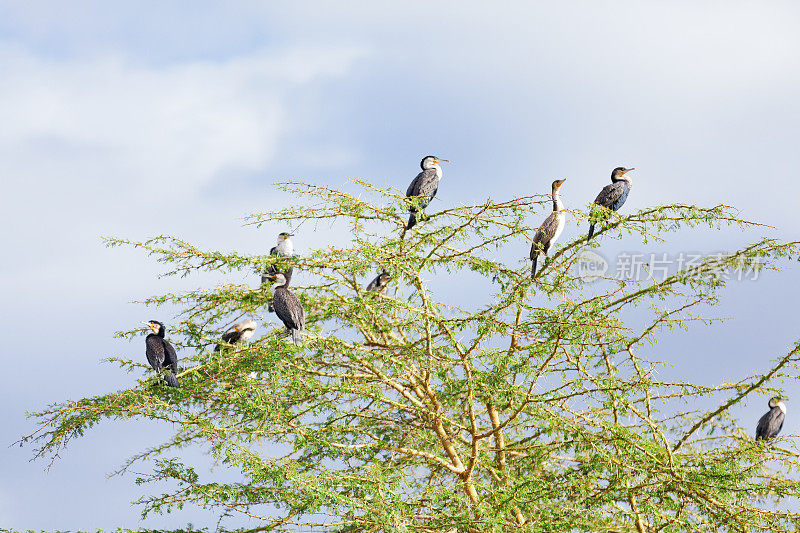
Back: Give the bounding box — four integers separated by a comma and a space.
22, 180, 800, 531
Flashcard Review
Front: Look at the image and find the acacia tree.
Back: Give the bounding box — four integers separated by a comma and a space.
23, 180, 800, 531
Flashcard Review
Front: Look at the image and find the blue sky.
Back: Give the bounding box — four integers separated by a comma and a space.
2, 2, 800, 530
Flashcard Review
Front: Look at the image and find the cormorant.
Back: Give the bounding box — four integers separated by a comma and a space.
365, 269, 391, 296
261, 232, 294, 312
530, 179, 567, 278
214, 319, 257, 352
756, 397, 787, 441
587, 167, 635, 240
406, 155, 449, 230
142, 320, 180, 388
264, 268, 305, 346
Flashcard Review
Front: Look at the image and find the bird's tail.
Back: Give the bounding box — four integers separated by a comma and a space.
291, 328, 302, 346
164, 372, 180, 388
407, 212, 417, 230
587, 221, 596, 240
531, 255, 538, 279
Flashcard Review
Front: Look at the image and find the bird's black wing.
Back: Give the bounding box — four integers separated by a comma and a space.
145, 335, 165, 371
220, 328, 238, 345
406, 171, 424, 197
163, 339, 179, 374
416, 169, 439, 199
406, 169, 438, 198
755, 411, 769, 439
274, 289, 305, 331
593, 182, 625, 209
755, 409, 784, 440
366, 275, 381, 292
269, 246, 278, 256
530, 212, 559, 258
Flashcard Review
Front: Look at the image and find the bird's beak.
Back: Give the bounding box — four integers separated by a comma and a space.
557, 179, 566, 186
622, 168, 635, 174
437, 158, 449, 163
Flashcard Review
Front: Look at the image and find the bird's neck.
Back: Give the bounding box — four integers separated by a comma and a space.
551, 189, 564, 212
777, 401, 787, 414
613, 176, 632, 187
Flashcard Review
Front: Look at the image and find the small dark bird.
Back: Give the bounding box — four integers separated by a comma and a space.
756, 397, 787, 441
365, 269, 391, 296
143, 320, 180, 388
215, 319, 257, 352
587, 167, 635, 240
262, 232, 294, 312
264, 268, 305, 346
530, 179, 567, 278
406, 155, 448, 230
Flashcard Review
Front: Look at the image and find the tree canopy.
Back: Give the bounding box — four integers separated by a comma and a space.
22, 180, 800, 532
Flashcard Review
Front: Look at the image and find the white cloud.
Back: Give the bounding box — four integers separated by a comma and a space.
0, 45, 365, 191
0, 44, 367, 299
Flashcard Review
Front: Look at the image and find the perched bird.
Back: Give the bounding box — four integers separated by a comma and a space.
406, 155, 449, 230
587, 167, 635, 240
756, 397, 787, 441
530, 179, 567, 278
365, 269, 391, 296
265, 268, 305, 346
261, 232, 294, 312
142, 320, 180, 388
215, 319, 258, 352
261, 232, 294, 283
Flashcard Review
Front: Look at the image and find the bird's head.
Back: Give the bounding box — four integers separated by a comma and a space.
230, 319, 257, 335
551, 178, 566, 190
611, 167, 635, 181
142, 320, 164, 336
240, 319, 257, 332
421, 155, 449, 170
378, 271, 392, 285
769, 397, 788, 412
277, 232, 294, 244
267, 272, 287, 287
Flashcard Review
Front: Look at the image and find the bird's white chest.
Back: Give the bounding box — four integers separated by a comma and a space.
275, 240, 293, 256
552, 212, 566, 243
434, 165, 442, 179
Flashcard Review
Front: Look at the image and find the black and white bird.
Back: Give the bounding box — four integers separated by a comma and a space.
262, 232, 294, 312
215, 319, 258, 352
406, 155, 449, 230
261, 232, 294, 284
587, 167, 635, 240
142, 320, 180, 388
264, 268, 305, 346
756, 397, 787, 441
530, 179, 567, 278
365, 269, 391, 296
